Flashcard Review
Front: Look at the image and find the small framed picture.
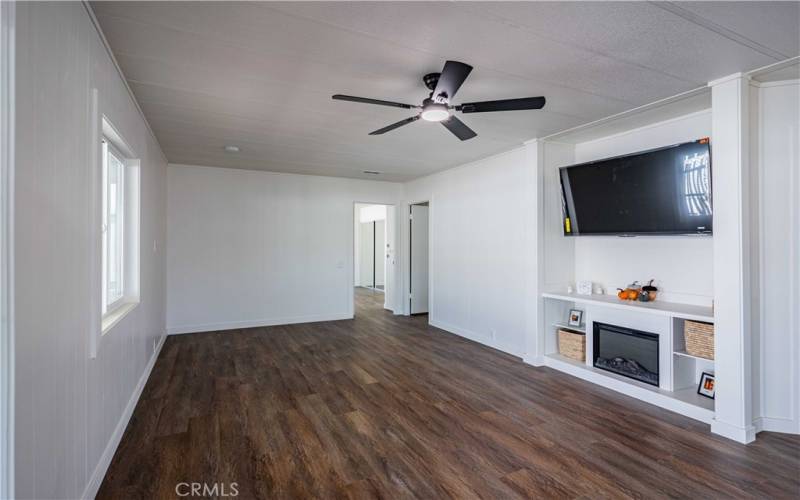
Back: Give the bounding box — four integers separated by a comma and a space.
568, 309, 583, 327
697, 372, 715, 399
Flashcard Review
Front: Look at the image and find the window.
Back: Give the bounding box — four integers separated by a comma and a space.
102, 139, 126, 314
97, 118, 140, 335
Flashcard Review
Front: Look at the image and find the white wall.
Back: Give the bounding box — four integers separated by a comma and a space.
754, 80, 800, 434
403, 148, 535, 357
167, 165, 402, 333
571, 110, 714, 306
13, 3, 167, 499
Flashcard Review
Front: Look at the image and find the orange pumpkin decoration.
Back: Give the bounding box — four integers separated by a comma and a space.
627, 290, 639, 300
617, 288, 627, 300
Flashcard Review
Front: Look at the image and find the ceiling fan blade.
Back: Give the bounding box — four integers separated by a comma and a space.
431, 60, 473, 104
369, 115, 421, 135
332, 94, 417, 109
458, 96, 546, 113
441, 116, 477, 141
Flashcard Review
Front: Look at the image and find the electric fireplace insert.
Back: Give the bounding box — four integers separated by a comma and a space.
593, 322, 659, 386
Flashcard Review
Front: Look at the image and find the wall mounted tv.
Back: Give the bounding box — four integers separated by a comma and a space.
559, 139, 712, 236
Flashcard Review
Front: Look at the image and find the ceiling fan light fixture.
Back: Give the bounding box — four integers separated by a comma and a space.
332, 60, 545, 141
421, 103, 450, 122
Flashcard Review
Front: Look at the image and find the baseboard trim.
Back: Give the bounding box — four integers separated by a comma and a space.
754, 416, 800, 435
711, 419, 757, 444
167, 313, 353, 335
428, 319, 524, 358
523, 355, 545, 367
81, 334, 166, 500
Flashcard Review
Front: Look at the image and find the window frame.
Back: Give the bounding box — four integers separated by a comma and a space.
90, 108, 141, 356
102, 138, 127, 316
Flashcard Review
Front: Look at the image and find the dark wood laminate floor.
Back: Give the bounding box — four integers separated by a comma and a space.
99, 288, 800, 499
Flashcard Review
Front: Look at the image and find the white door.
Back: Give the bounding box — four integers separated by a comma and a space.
358, 221, 374, 287
410, 204, 429, 314
374, 220, 385, 288
384, 206, 396, 311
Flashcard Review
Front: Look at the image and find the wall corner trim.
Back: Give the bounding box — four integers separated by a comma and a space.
708, 72, 751, 88
81, 334, 166, 500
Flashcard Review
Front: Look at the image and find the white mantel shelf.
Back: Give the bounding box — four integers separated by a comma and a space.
542, 291, 714, 323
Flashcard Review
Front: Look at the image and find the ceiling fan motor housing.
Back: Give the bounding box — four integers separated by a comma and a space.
423, 72, 441, 91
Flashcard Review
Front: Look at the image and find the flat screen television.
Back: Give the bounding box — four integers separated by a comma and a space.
559, 138, 712, 236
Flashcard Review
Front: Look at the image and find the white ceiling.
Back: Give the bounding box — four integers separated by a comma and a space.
91, 1, 800, 182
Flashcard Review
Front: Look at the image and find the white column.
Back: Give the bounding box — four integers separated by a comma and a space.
709, 73, 755, 443
524, 139, 545, 365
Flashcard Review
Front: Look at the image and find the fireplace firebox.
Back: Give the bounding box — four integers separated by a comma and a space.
593, 322, 659, 386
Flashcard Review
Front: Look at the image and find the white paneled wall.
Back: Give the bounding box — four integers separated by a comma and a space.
13, 3, 167, 499
754, 80, 800, 434
166, 165, 402, 333
403, 148, 535, 356
572, 110, 714, 306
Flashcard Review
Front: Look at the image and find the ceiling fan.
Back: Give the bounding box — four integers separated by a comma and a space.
332, 60, 546, 141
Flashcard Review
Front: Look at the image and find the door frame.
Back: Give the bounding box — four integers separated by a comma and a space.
1, 1, 15, 497
406, 199, 432, 317
351, 202, 397, 317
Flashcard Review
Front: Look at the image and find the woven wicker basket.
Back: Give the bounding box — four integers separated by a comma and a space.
558, 329, 586, 362
685, 320, 714, 360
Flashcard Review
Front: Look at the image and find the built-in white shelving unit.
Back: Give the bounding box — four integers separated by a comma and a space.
542, 292, 716, 424
530, 86, 727, 432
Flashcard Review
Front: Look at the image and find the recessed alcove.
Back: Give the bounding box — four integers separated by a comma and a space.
530, 87, 719, 425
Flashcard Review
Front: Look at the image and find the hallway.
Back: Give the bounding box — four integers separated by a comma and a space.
354, 286, 386, 317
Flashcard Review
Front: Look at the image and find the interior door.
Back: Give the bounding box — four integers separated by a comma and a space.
359, 221, 374, 287
410, 204, 429, 314
374, 220, 385, 289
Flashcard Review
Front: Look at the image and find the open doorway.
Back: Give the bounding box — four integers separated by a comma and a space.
409, 202, 429, 315
353, 203, 396, 316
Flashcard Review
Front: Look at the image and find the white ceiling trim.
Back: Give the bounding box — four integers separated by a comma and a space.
653, 1, 790, 60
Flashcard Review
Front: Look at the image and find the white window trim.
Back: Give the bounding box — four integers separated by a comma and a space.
101, 302, 138, 335
102, 139, 126, 315
1, 2, 15, 497
90, 99, 141, 356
